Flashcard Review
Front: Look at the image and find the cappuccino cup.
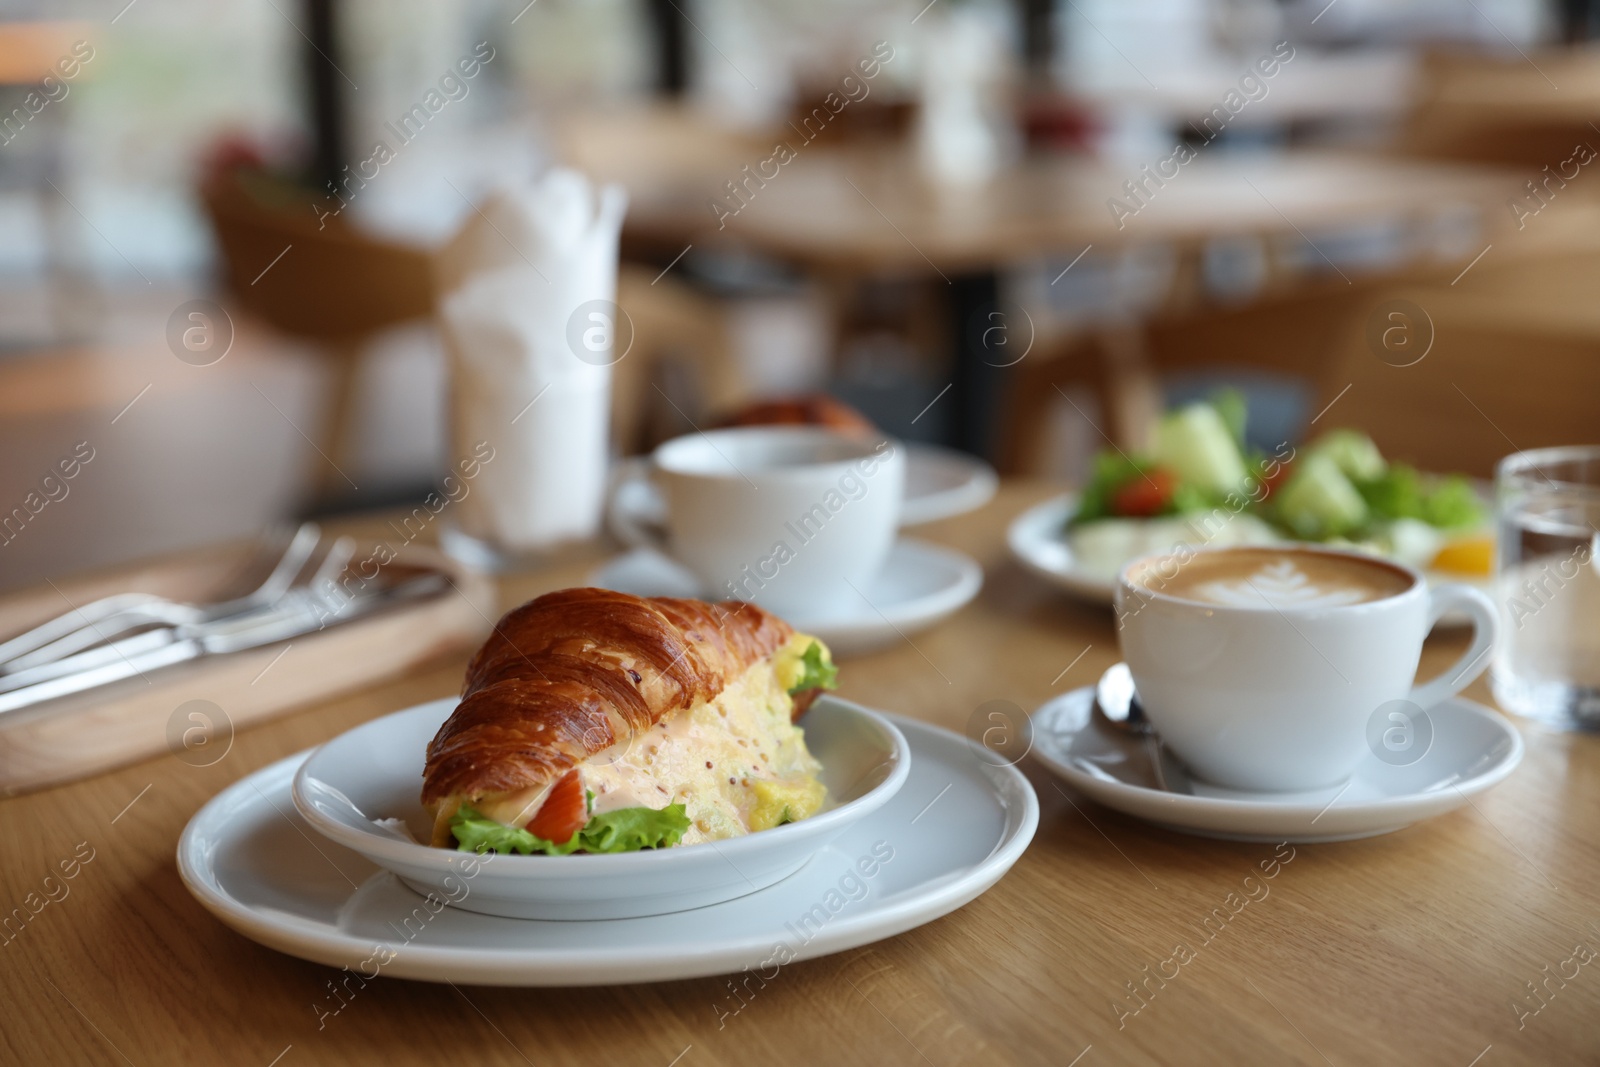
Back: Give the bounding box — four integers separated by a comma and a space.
613, 427, 904, 616
1115, 544, 1498, 792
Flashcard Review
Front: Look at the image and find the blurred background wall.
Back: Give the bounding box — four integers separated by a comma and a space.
0, 0, 1595, 590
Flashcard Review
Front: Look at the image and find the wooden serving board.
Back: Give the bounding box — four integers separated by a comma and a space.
0, 541, 495, 795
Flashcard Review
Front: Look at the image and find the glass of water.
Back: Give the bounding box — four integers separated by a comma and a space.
1492, 446, 1600, 729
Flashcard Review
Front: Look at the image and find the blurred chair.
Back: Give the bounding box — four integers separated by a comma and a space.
0, 325, 320, 591
200, 169, 434, 503
1308, 282, 1600, 479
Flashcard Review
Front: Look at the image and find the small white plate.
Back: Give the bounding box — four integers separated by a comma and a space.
1007, 493, 1113, 603
607, 443, 995, 540
588, 537, 983, 657
1029, 687, 1522, 843
291, 695, 908, 920
1007, 493, 1494, 618
177, 714, 1038, 986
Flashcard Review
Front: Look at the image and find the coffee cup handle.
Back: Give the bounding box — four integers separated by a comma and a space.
608, 465, 670, 553
1408, 583, 1499, 710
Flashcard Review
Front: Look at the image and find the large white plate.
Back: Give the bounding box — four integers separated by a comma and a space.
607, 443, 996, 540
292, 695, 908, 920
176, 714, 1038, 986
1029, 687, 1522, 843
1007, 492, 1495, 616
589, 537, 983, 657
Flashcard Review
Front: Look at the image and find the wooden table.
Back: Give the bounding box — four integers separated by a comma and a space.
621, 147, 1522, 275
3, 482, 1596, 1065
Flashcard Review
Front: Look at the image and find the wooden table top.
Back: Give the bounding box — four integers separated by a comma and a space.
621, 147, 1525, 276
3, 481, 1596, 1066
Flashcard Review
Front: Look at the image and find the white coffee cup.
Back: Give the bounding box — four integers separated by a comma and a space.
1115, 543, 1498, 792
613, 427, 905, 616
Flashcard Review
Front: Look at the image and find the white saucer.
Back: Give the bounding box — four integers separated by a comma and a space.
607, 443, 995, 540
176, 715, 1038, 986
898, 443, 998, 525
1029, 687, 1522, 843
292, 695, 909, 920
1007, 492, 1493, 622
588, 538, 983, 657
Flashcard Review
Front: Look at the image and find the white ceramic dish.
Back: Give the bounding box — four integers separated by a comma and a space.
589, 538, 983, 657
607, 443, 995, 540
291, 695, 908, 920
897, 443, 998, 524
1007, 492, 1494, 617
177, 714, 1038, 986
1029, 686, 1522, 843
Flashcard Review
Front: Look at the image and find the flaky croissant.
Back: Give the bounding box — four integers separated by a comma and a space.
422, 587, 834, 852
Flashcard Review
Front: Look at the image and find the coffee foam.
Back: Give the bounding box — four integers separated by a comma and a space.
1133, 548, 1413, 609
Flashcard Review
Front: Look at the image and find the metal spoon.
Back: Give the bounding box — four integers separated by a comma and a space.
1092, 663, 1191, 795
1093, 662, 1150, 734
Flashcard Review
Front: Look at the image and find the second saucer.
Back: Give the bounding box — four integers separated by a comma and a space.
590, 538, 982, 657
1029, 686, 1523, 843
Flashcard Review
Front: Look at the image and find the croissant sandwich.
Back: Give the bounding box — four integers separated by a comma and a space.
423, 587, 838, 855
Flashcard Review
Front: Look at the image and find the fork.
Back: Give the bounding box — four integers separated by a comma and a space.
0, 537, 355, 694
0, 523, 322, 673
0, 569, 447, 715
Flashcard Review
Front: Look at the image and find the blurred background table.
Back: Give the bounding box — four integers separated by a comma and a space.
1, 482, 1595, 1066
613, 143, 1526, 455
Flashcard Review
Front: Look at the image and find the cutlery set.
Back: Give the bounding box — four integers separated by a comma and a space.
0, 524, 450, 716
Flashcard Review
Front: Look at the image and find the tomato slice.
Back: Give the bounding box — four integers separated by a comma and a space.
1111, 469, 1177, 518
527, 769, 586, 844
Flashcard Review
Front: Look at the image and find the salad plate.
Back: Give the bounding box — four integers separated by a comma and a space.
292, 695, 908, 920
1030, 686, 1522, 843
176, 713, 1038, 986
1008, 493, 1493, 609
1008, 398, 1494, 610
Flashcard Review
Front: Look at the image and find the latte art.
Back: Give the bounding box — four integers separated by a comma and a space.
1131, 546, 1413, 608
1193, 560, 1368, 609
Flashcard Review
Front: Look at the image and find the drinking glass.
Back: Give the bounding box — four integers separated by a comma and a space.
1492, 446, 1600, 729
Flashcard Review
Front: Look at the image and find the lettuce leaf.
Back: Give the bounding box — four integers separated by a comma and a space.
789, 641, 837, 694
580, 805, 692, 852
1355, 465, 1483, 530
1072, 452, 1145, 524
450, 803, 690, 856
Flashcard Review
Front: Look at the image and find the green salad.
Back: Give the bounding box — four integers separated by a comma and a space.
1070, 391, 1485, 557
450, 798, 691, 857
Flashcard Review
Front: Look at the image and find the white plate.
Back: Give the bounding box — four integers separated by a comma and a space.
1007, 493, 1114, 603
1029, 687, 1522, 843
291, 695, 908, 920
607, 443, 995, 540
176, 714, 1038, 986
1007, 492, 1494, 617
588, 537, 983, 657
898, 443, 998, 525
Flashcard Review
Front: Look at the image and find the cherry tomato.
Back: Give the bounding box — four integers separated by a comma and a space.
528, 769, 586, 844
1111, 469, 1177, 517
